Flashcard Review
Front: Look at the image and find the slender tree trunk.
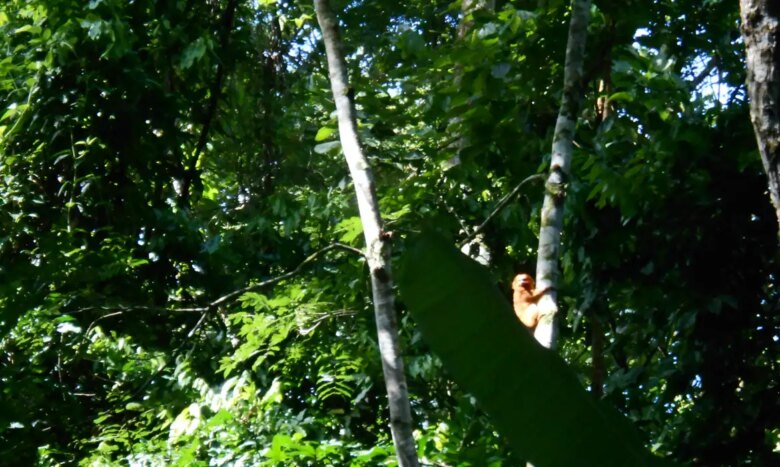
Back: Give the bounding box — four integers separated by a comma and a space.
313, 2, 419, 465
534, 0, 591, 349
739, 0, 780, 240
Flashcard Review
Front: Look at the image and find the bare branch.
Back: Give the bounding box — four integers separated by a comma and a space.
186, 310, 211, 339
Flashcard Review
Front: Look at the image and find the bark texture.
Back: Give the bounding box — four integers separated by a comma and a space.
313, 1, 419, 465
740, 0, 780, 239
534, 0, 591, 349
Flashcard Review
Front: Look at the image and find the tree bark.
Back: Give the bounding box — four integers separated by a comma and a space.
534, 0, 591, 349
313, 1, 419, 466
739, 0, 780, 240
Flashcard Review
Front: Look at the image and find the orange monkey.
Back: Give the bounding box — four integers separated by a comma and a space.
511, 273, 550, 331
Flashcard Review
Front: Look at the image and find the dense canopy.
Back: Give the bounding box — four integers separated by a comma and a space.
0, 0, 777, 465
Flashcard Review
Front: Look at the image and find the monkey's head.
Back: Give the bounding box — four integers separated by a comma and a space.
512, 273, 535, 292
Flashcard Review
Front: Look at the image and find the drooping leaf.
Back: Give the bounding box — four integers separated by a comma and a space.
398, 232, 672, 467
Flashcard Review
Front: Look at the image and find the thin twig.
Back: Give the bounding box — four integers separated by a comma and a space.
691, 55, 720, 89
209, 243, 364, 308
67, 131, 78, 233
85, 310, 125, 337
458, 174, 545, 248
728, 83, 745, 105
78, 305, 204, 315
298, 308, 357, 335
187, 309, 211, 338
436, 134, 461, 152
442, 196, 471, 235
77, 243, 365, 324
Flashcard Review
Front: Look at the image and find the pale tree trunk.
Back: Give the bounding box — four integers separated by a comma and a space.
739, 0, 780, 240
313, 1, 419, 466
534, 0, 591, 349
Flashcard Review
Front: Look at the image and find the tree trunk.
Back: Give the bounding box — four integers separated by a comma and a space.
313, 1, 419, 466
534, 0, 591, 349
739, 0, 780, 240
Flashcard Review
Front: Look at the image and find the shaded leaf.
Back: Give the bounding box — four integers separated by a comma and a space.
398, 232, 672, 467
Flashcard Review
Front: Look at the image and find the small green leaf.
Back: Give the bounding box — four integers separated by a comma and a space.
293, 14, 312, 29
14, 24, 42, 35
180, 37, 208, 70
334, 216, 363, 244
315, 126, 336, 142
607, 91, 634, 103
239, 292, 271, 312
313, 141, 340, 154
93, 414, 111, 424
205, 409, 233, 428
127, 258, 149, 268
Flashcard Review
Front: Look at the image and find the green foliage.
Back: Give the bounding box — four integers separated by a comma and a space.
0, 0, 777, 465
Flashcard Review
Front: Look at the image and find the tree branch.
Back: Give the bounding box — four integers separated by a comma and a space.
78, 242, 365, 326
209, 242, 364, 308
458, 174, 545, 248
298, 308, 357, 335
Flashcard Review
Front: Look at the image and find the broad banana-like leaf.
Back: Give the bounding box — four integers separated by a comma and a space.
398, 232, 672, 467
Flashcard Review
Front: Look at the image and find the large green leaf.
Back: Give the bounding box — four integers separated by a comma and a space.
398, 232, 671, 467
